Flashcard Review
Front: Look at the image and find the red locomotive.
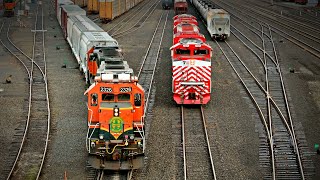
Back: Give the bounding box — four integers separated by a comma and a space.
3, 0, 16, 17
174, 0, 188, 14
171, 14, 212, 105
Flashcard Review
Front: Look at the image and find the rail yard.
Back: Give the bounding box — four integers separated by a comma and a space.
0, 0, 319, 179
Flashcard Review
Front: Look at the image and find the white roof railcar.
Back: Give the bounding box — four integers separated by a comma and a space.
207, 9, 230, 40
67, 15, 104, 52
193, 0, 230, 40
56, 0, 74, 25
73, 31, 119, 75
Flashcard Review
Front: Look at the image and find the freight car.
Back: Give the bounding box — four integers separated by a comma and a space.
192, 0, 230, 40
3, 0, 16, 17
72, 0, 87, 7
171, 14, 212, 104
87, 0, 99, 14
174, 0, 188, 14
162, 0, 173, 9
55, 0, 146, 170
99, 0, 144, 23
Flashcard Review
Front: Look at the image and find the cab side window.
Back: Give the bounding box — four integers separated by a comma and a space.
91, 93, 98, 106
134, 94, 141, 107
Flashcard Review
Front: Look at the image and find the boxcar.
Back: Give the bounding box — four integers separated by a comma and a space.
88, 0, 99, 14
60, 5, 86, 37
174, 0, 188, 14
56, 0, 74, 25
99, 0, 143, 23
72, 0, 87, 7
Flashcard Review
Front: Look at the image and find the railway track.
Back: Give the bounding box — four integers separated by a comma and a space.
215, 21, 315, 178
214, 0, 320, 59
181, 105, 216, 179
86, 8, 168, 180
110, 0, 160, 38
87, 169, 132, 180
105, 0, 157, 34
0, 2, 50, 180
137, 9, 168, 141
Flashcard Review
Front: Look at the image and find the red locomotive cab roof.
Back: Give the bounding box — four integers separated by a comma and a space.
173, 14, 196, 21
173, 33, 206, 45
171, 38, 212, 60
174, 23, 199, 34
174, 19, 198, 27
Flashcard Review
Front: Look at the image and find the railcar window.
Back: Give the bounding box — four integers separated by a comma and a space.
176, 49, 190, 55
102, 94, 114, 101
194, 49, 208, 55
118, 94, 130, 101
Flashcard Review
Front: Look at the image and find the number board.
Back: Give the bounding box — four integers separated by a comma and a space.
100, 87, 112, 92
120, 87, 132, 93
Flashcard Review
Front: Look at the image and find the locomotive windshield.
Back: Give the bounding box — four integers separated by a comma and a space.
194, 49, 208, 55
102, 94, 114, 101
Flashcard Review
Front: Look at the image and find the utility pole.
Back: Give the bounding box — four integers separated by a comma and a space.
271, 0, 274, 6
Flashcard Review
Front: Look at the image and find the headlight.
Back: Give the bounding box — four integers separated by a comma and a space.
129, 134, 134, 140
99, 134, 104, 140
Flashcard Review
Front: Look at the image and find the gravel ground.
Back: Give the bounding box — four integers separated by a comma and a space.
1, 0, 319, 179
0, 13, 36, 178
40, 0, 88, 179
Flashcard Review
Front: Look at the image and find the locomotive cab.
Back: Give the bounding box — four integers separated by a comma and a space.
87, 46, 123, 84
85, 62, 145, 170
171, 38, 212, 104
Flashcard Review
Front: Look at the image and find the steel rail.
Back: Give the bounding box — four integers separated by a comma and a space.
213, 22, 307, 179
254, 0, 320, 27
4, 2, 50, 179
137, 10, 168, 117
106, 0, 157, 34
111, 0, 160, 38
214, 0, 320, 59
200, 106, 217, 180
181, 106, 187, 180
266, 25, 305, 180
181, 106, 216, 179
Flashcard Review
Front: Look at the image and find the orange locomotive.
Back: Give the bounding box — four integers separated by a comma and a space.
85, 59, 145, 170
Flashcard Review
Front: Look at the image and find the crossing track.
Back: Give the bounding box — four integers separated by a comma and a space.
214, 21, 314, 178
0, 2, 50, 180
181, 105, 216, 180
213, 0, 320, 59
